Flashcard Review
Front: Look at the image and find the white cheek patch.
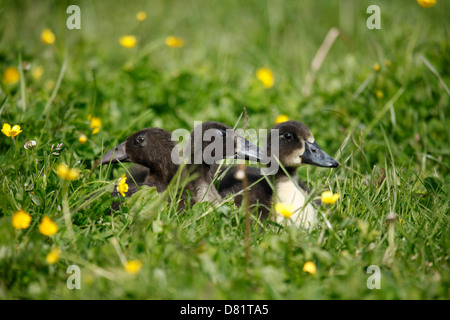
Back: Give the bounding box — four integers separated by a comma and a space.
284, 148, 303, 167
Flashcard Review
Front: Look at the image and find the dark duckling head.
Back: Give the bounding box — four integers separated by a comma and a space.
188, 121, 265, 166
101, 127, 179, 185
267, 121, 339, 169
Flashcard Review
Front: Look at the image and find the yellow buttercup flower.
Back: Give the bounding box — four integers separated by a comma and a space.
39, 216, 58, 236
45, 80, 55, 91
89, 116, 102, 134
275, 202, 294, 219
118, 174, 129, 197
136, 11, 147, 21
165, 36, 185, 48
303, 261, 317, 275
373, 63, 381, 72
56, 163, 80, 181
78, 133, 87, 144
12, 209, 32, 230
275, 115, 289, 124
46, 247, 60, 264
376, 90, 384, 99
256, 67, 275, 89
124, 260, 142, 274
32, 66, 44, 80
321, 191, 340, 204
3, 67, 20, 85
417, 0, 436, 8
119, 35, 137, 48
41, 28, 56, 45
2, 123, 23, 138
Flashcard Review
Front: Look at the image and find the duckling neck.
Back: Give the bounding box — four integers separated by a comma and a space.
275, 166, 298, 179
162, 161, 180, 184
147, 161, 179, 186
187, 164, 222, 203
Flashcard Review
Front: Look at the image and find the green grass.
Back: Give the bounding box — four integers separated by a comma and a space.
0, 0, 449, 299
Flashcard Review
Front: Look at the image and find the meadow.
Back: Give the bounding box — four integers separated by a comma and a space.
0, 0, 448, 300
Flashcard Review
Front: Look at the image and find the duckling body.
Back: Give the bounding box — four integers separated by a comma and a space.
213, 164, 273, 218
215, 120, 339, 229
274, 174, 317, 227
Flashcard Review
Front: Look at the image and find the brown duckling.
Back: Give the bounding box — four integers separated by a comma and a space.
214, 120, 339, 229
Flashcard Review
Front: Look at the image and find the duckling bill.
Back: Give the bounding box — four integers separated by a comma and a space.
300, 140, 339, 168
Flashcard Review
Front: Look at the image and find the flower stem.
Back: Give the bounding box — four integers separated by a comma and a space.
12, 137, 19, 176
62, 181, 75, 243
237, 163, 251, 264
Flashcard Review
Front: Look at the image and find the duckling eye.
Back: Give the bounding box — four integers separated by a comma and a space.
136, 136, 145, 144
283, 133, 293, 141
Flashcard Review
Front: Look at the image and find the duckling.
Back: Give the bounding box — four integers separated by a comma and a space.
101, 127, 180, 209
183, 121, 264, 204
101, 128, 179, 187
214, 120, 339, 229
101, 122, 264, 207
